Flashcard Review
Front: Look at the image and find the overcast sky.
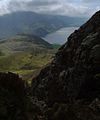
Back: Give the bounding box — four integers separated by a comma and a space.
0, 0, 100, 17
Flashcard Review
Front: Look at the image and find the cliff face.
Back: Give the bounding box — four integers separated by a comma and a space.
32, 11, 100, 106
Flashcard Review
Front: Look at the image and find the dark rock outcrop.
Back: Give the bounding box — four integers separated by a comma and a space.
0, 72, 42, 120
32, 11, 100, 119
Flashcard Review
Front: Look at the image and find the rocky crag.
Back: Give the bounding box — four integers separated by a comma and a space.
32, 11, 100, 119
0, 72, 42, 120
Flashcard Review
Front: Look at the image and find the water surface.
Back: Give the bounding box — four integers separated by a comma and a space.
44, 27, 79, 44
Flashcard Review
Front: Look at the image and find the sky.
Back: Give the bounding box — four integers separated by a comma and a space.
0, 0, 100, 17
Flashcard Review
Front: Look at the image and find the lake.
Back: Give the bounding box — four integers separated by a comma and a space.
44, 27, 79, 44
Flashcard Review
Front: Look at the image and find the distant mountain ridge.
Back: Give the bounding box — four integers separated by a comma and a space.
0, 11, 86, 39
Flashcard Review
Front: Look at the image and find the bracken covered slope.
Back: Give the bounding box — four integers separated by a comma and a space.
32, 10, 100, 108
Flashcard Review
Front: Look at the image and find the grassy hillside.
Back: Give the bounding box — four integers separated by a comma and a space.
0, 52, 54, 83
0, 34, 59, 83
0, 34, 52, 55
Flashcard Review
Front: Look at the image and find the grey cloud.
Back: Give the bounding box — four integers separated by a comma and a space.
0, 0, 99, 17
82, 0, 100, 5
82, 0, 100, 3
8, 0, 59, 12
27, 0, 58, 6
